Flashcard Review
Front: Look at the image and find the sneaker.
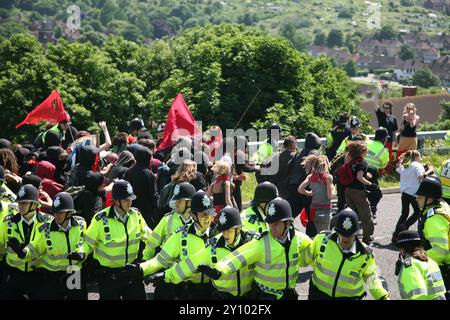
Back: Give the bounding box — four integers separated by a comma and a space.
372, 217, 377, 225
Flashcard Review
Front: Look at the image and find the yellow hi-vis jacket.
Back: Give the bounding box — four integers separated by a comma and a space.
143, 211, 192, 260
438, 159, 450, 200
365, 140, 389, 170
309, 232, 389, 300
164, 231, 257, 297
398, 255, 446, 300
23, 216, 87, 272
215, 228, 312, 300
419, 201, 450, 266
0, 210, 52, 272
337, 134, 372, 154
241, 206, 269, 234
80, 206, 151, 268
141, 223, 211, 284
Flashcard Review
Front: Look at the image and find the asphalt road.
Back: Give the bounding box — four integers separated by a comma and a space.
88, 193, 407, 300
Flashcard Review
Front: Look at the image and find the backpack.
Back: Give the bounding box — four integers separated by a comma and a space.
336, 157, 363, 187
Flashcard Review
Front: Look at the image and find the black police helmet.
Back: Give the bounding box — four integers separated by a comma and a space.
334, 208, 360, 237
252, 182, 279, 205
130, 118, 146, 132
16, 184, 40, 203
375, 127, 389, 141
52, 192, 75, 214
416, 176, 442, 200
112, 180, 136, 201
172, 182, 196, 201
265, 197, 293, 224
191, 190, 215, 214
350, 117, 361, 129
216, 207, 243, 232
396, 230, 423, 248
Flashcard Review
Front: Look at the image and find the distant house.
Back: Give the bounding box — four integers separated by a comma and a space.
424, 0, 450, 12
420, 47, 441, 64
360, 93, 450, 129
431, 55, 450, 86
358, 36, 380, 54
306, 45, 352, 65
28, 20, 57, 45
377, 40, 402, 56
355, 55, 396, 70
394, 59, 425, 80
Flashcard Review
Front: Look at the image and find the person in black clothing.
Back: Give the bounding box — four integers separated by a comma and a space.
69, 145, 99, 187
46, 146, 69, 186
325, 113, 351, 161
286, 132, 322, 218
74, 172, 105, 224
375, 101, 398, 174
105, 150, 135, 184
192, 151, 209, 191
124, 145, 158, 228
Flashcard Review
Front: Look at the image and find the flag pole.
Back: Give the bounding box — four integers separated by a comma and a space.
233, 89, 261, 130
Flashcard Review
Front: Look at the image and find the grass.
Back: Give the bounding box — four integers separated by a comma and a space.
239, 149, 449, 202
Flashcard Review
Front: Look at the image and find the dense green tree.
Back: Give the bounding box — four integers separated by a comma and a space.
327, 29, 344, 48
412, 68, 441, 88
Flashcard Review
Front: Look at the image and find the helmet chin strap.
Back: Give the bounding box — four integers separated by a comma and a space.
21, 202, 36, 217
116, 200, 128, 214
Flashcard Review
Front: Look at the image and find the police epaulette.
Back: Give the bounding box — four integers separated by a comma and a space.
95, 211, 107, 221
2, 214, 13, 222
319, 230, 333, 235
176, 225, 188, 233
39, 222, 50, 233
73, 215, 85, 222
256, 231, 268, 240
206, 237, 217, 247
426, 208, 435, 218
130, 207, 141, 214
248, 215, 257, 224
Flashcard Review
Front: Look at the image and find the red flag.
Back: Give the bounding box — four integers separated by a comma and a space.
158, 93, 201, 150
16, 89, 69, 129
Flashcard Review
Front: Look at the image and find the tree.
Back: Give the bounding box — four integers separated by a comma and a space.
412, 68, 441, 88
343, 59, 357, 77
327, 29, 344, 48
399, 45, 414, 61
375, 25, 398, 41
314, 32, 326, 46
280, 23, 295, 42
0, 21, 29, 39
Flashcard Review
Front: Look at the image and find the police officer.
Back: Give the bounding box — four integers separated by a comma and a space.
75, 180, 151, 300
161, 207, 257, 299
128, 190, 215, 299
336, 116, 371, 154
365, 127, 389, 225
253, 123, 281, 183
144, 182, 196, 260
395, 230, 446, 300
0, 184, 52, 299
416, 176, 450, 298
129, 118, 147, 144
437, 133, 450, 205
326, 113, 351, 161
308, 208, 389, 300
200, 198, 312, 300
20, 192, 88, 300
241, 182, 278, 234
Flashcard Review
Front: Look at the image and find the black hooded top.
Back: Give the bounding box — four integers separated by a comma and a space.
69, 145, 99, 187
106, 151, 135, 184
124, 145, 158, 226
46, 146, 68, 185
74, 171, 104, 223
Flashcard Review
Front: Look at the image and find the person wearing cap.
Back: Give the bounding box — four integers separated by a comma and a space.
416, 176, 450, 297
198, 198, 312, 300
0, 184, 52, 299
325, 113, 351, 161
143, 182, 196, 261
74, 180, 151, 300
127, 191, 215, 299
336, 116, 371, 155
128, 118, 147, 144
365, 127, 390, 225
395, 230, 446, 300
159, 207, 257, 299
241, 182, 278, 234
17, 192, 88, 299
308, 208, 389, 300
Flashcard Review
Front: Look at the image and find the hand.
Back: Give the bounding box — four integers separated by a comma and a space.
99, 121, 107, 132
122, 263, 143, 280
143, 272, 165, 285
67, 251, 85, 261
197, 264, 221, 280
7, 238, 26, 259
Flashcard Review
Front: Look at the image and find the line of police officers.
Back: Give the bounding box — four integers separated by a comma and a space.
0, 171, 448, 299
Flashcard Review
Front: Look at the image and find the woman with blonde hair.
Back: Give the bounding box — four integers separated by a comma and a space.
298, 154, 334, 235
398, 103, 420, 159
171, 159, 197, 184
208, 160, 233, 222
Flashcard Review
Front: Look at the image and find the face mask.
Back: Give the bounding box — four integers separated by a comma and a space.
169, 200, 176, 210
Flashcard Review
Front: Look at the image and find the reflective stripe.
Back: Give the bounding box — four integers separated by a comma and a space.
7, 259, 24, 266
175, 264, 189, 280
104, 239, 140, 248
95, 248, 127, 261
434, 295, 446, 300
428, 285, 446, 294
156, 253, 172, 267
46, 253, 68, 260
150, 231, 162, 242
256, 272, 297, 283
427, 271, 443, 282
221, 270, 253, 281
264, 236, 271, 263
167, 214, 174, 235
41, 260, 71, 271
28, 244, 40, 259
430, 246, 448, 255
226, 261, 237, 273
255, 260, 298, 270
159, 249, 173, 262
214, 283, 253, 294
428, 237, 448, 245
316, 263, 360, 284
312, 273, 364, 296
185, 258, 196, 274
231, 251, 247, 267
84, 235, 96, 246
400, 287, 428, 299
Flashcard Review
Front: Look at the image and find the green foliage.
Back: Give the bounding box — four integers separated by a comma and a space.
399, 45, 415, 61
327, 29, 343, 48
375, 25, 398, 41
412, 68, 441, 88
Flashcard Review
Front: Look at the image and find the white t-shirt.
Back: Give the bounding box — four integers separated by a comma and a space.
396, 162, 425, 196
